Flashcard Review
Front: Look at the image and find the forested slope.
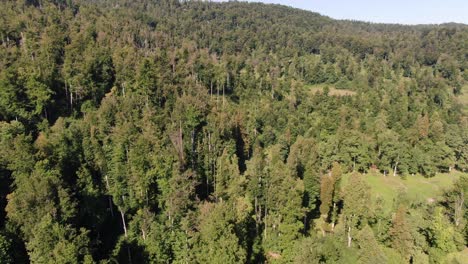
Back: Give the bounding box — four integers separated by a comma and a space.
0, 0, 467, 263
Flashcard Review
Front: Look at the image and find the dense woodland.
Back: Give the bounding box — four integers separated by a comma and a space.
0, 0, 467, 263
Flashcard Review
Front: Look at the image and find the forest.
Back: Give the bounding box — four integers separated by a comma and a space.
0, 0, 467, 263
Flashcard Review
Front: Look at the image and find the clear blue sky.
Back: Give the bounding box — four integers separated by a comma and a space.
213, 0, 468, 25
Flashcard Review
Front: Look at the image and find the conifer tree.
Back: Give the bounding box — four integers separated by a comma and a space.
389, 206, 413, 261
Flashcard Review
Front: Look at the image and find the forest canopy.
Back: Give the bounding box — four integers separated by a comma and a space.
0, 0, 467, 263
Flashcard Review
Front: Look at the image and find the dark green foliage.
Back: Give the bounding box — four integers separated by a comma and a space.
0, 0, 466, 263
355, 225, 387, 264
26, 215, 93, 264
193, 201, 248, 263
0, 233, 13, 264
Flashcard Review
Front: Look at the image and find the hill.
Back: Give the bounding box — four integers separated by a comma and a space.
0, 0, 467, 263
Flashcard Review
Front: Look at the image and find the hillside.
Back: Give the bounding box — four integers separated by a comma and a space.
0, 0, 467, 263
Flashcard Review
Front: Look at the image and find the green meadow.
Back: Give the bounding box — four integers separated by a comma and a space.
342, 171, 465, 212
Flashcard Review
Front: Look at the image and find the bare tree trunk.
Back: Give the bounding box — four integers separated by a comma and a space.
227, 72, 230, 90
171, 57, 176, 76
258, 201, 261, 226
393, 155, 399, 177
70, 89, 74, 110
125, 146, 130, 164
222, 83, 225, 108
207, 132, 212, 197
214, 162, 217, 201
216, 151, 223, 201
146, 189, 149, 206
347, 226, 352, 247
455, 191, 464, 227
216, 82, 219, 107
108, 197, 114, 217
170, 122, 185, 169
264, 206, 267, 240
104, 175, 114, 217
331, 202, 336, 231
353, 157, 356, 172
65, 82, 69, 110
264, 184, 268, 240
127, 246, 132, 264
255, 196, 259, 230
210, 80, 213, 100
120, 208, 128, 238
191, 129, 195, 170
20, 32, 26, 51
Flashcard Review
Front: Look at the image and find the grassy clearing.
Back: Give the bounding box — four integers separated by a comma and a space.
306, 84, 356, 97
341, 171, 465, 213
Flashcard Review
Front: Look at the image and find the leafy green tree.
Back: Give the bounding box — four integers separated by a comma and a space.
389, 206, 413, 261
287, 136, 320, 228
319, 162, 342, 231
376, 130, 400, 176
355, 225, 387, 264
427, 207, 464, 262
342, 173, 372, 247
0, 69, 29, 121
444, 176, 468, 229
292, 236, 321, 264
193, 202, 247, 264
23, 73, 54, 118
6, 160, 76, 238
263, 145, 304, 262
214, 148, 242, 200
26, 215, 93, 264
135, 58, 162, 106
445, 124, 468, 172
